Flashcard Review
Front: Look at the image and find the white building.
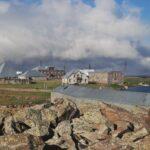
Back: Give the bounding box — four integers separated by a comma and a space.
62, 69, 94, 85
18, 68, 46, 81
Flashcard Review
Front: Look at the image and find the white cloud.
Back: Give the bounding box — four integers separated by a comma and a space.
0, 1, 10, 14
141, 57, 150, 68
0, 0, 149, 65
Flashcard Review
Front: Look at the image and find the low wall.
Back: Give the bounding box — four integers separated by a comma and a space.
51, 92, 100, 104
51, 87, 150, 107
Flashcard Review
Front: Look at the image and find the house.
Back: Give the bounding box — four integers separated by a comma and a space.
62, 69, 94, 85
39, 66, 65, 80
51, 85, 150, 106
19, 67, 47, 82
89, 71, 124, 84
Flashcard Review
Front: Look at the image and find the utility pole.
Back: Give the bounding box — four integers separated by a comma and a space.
88, 64, 91, 69
64, 65, 66, 74
124, 61, 127, 74
39, 60, 42, 67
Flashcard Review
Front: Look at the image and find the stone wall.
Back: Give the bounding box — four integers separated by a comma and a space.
51, 91, 105, 105
89, 71, 124, 84
89, 72, 109, 84
108, 71, 124, 84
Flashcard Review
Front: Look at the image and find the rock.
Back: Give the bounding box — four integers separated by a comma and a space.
46, 134, 63, 146
11, 121, 31, 133
46, 133, 76, 150
112, 121, 134, 139
100, 103, 144, 130
135, 135, 150, 150
129, 127, 149, 142
43, 144, 63, 150
46, 120, 76, 150
0, 133, 44, 150
55, 120, 71, 137
15, 109, 50, 137
0, 98, 149, 150
87, 139, 119, 150
25, 122, 49, 137
4, 116, 15, 135
55, 120, 76, 150
97, 124, 110, 135
41, 108, 57, 125
72, 118, 94, 134
51, 98, 80, 122
83, 109, 107, 124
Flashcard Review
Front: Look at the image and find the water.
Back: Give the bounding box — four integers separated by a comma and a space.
126, 86, 150, 93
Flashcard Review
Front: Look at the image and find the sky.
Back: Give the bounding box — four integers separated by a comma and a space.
0, 0, 150, 74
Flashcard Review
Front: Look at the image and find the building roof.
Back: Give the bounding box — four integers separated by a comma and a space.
0, 62, 17, 78
64, 69, 95, 79
80, 69, 95, 76
32, 66, 44, 71
22, 69, 46, 78
53, 85, 150, 106
63, 69, 80, 78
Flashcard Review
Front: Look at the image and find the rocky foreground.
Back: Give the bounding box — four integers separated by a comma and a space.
0, 98, 149, 150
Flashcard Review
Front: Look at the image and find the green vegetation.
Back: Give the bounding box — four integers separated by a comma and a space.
0, 80, 61, 90
0, 80, 61, 106
109, 84, 122, 89
2, 76, 149, 106
82, 83, 122, 90
124, 77, 150, 87
0, 90, 51, 106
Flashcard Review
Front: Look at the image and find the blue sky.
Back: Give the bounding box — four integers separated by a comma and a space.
1, 0, 149, 22
83, 0, 150, 22
116, 0, 150, 22
24, 0, 150, 22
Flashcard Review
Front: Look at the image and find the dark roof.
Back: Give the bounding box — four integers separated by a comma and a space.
63, 69, 80, 78
0, 62, 17, 78
64, 69, 93, 78
53, 85, 150, 106
23, 69, 46, 78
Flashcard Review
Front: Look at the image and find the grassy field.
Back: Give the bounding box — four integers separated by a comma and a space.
0, 80, 61, 106
84, 77, 150, 89
82, 83, 122, 90
1, 76, 149, 106
0, 90, 51, 106
124, 76, 150, 86
0, 80, 61, 90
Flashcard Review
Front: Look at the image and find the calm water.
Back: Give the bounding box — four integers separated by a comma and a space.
126, 86, 150, 93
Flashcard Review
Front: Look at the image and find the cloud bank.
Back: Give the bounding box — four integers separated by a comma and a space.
0, 0, 149, 68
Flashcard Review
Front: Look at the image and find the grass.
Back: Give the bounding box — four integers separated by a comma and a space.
1, 76, 149, 106
124, 77, 150, 87
0, 90, 51, 106
0, 80, 61, 106
82, 83, 122, 90
0, 80, 61, 90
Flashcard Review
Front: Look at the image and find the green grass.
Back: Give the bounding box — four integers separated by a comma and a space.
0, 80, 61, 106
0, 80, 61, 90
0, 90, 51, 106
82, 83, 122, 90
124, 77, 150, 87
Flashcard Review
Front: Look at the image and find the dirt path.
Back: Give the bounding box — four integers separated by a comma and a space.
0, 88, 51, 93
